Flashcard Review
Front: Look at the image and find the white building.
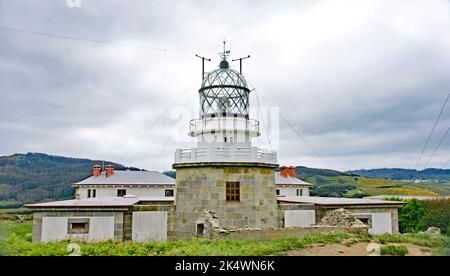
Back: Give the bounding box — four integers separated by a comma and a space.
276, 166, 314, 197
72, 165, 175, 199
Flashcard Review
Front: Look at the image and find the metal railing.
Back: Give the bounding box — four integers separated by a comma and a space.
189, 117, 259, 134
174, 146, 277, 164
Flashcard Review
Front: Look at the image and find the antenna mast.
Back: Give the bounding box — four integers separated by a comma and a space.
195, 54, 211, 80
232, 55, 251, 74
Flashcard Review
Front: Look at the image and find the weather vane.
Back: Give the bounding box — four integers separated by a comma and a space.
219, 40, 230, 60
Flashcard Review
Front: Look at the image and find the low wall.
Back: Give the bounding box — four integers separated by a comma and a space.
223, 226, 368, 241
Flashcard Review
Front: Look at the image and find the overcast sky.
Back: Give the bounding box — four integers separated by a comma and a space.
1, 0, 450, 171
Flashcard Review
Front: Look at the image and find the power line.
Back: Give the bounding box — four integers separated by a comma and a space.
258, 92, 334, 170
117, 92, 188, 163
227, 61, 333, 169
414, 92, 450, 169
0, 25, 168, 51
423, 126, 450, 169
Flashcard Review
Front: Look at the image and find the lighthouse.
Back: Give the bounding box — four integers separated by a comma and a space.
173, 43, 279, 238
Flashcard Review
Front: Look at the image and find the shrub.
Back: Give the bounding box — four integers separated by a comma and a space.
380, 245, 408, 256
417, 199, 450, 235
397, 199, 425, 233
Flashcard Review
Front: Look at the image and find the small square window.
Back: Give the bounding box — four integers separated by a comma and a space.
67, 219, 90, 234
165, 189, 174, 197
117, 189, 126, 197
276, 189, 280, 196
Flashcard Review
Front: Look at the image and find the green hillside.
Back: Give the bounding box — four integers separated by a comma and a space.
295, 167, 450, 198
0, 153, 139, 207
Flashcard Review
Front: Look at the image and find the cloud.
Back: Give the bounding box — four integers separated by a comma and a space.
0, 0, 449, 171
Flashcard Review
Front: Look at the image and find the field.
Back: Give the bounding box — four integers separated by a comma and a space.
1, 220, 448, 256
307, 175, 450, 198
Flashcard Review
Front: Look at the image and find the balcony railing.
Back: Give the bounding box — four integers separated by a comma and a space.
189, 117, 259, 135
174, 146, 277, 164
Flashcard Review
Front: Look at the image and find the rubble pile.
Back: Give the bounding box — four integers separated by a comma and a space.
318, 208, 367, 228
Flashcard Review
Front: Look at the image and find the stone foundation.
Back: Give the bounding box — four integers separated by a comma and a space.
173, 163, 280, 238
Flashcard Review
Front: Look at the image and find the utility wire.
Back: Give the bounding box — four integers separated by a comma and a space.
230, 58, 333, 169
414, 92, 450, 169
258, 92, 334, 170
423, 126, 450, 169
0, 25, 168, 51
117, 92, 188, 163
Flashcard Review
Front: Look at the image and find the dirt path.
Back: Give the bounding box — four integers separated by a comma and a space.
288, 241, 432, 256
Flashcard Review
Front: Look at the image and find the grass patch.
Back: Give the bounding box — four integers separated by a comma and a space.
380, 245, 408, 256
3, 230, 357, 256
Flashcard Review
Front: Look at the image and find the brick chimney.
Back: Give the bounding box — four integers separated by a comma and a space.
280, 166, 288, 178
288, 166, 296, 177
105, 164, 114, 176
93, 164, 101, 177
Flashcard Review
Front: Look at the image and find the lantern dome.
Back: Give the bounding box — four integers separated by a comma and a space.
199, 66, 250, 117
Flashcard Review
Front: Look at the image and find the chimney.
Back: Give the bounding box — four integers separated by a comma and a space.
280, 166, 288, 178
93, 164, 101, 177
288, 166, 296, 177
105, 164, 114, 177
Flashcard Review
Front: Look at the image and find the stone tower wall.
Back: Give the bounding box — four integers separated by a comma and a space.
173, 164, 279, 238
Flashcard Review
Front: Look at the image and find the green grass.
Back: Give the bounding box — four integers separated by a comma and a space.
0, 221, 32, 256
380, 245, 408, 256
1, 220, 448, 256
2, 229, 355, 256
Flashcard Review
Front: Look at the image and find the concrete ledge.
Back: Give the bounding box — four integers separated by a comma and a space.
172, 162, 279, 169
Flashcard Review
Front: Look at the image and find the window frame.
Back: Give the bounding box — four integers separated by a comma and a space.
165, 189, 174, 197
117, 189, 127, 197
67, 218, 90, 234
226, 181, 240, 202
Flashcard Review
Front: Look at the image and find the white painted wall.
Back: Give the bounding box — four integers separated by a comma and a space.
277, 187, 310, 197
369, 213, 392, 234
41, 217, 115, 242
284, 210, 316, 227
78, 187, 175, 199
132, 211, 167, 242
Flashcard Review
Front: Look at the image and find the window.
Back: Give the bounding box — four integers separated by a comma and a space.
117, 189, 126, 197
165, 189, 174, 197
296, 189, 303, 196
229, 137, 234, 143
87, 189, 91, 198
224, 137, 227, 142
226, 182, 240, 202
92, 189, 96, 198
276, 189, 280, 196
67, 219, 90, 234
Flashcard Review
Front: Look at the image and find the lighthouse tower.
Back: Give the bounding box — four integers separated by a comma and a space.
173, 44, 279, 238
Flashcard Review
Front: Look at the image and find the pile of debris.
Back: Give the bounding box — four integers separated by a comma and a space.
197, 210, 230, 238
318, 208, 367, 228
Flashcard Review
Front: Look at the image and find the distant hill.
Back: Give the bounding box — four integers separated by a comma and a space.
1, 153, 449, 207
346, 168, 450, 181
0, 153, 141, 207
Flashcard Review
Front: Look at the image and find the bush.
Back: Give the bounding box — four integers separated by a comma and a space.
380, 245, 408, 256
417, 199, 450, 235
396, 199, 425, 233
